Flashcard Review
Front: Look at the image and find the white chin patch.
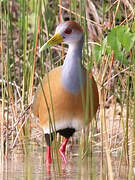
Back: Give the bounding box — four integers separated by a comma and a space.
43, 119, 83, 134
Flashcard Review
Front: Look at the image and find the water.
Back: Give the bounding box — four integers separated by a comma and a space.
0, 144, 131, 180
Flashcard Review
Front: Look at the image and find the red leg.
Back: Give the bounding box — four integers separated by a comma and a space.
59, 138, 69, 163
46, 146, 52, 165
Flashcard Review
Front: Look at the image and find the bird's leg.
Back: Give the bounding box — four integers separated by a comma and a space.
59, 138, 69, 163
46, 146, 52, 164
45, 133, 53, 165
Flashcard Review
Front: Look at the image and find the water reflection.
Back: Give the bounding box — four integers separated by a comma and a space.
0, 145, 129, 180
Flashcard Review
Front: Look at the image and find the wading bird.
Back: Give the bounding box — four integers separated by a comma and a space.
32, 21, 99, 165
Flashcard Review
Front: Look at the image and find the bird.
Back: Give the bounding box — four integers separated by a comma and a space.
32, 21, 99, 165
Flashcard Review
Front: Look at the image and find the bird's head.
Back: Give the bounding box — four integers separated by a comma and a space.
39, 21, 83, 52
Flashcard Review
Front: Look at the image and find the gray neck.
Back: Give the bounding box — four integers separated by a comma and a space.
61, 39, 86, 94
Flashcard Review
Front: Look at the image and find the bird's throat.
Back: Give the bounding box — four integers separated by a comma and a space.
61, 40, 85, 94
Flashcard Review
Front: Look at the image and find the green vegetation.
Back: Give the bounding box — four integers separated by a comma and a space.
94, 25, 135, 64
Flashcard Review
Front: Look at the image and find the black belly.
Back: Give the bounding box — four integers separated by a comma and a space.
45, 128, 75, 146
57, 128, 75, 138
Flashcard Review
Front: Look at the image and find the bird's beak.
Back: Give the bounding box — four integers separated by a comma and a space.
39, 33, 63, 53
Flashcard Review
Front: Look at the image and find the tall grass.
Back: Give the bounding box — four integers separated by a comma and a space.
1, 0, 135, 179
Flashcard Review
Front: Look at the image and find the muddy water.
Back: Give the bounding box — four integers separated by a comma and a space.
0, 145, 130, 180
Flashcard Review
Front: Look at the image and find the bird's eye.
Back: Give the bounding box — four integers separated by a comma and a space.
64, 28, 72, 34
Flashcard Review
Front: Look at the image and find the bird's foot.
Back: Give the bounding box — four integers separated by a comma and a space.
59, 138, 69, 163
59, 147, 67, 163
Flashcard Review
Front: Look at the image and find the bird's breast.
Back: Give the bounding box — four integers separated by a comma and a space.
36, 66, 86, 132
32, 66, 99, 134
61, 56, 86, 95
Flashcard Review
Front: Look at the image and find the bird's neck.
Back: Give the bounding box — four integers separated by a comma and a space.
61, 39, 86, 94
